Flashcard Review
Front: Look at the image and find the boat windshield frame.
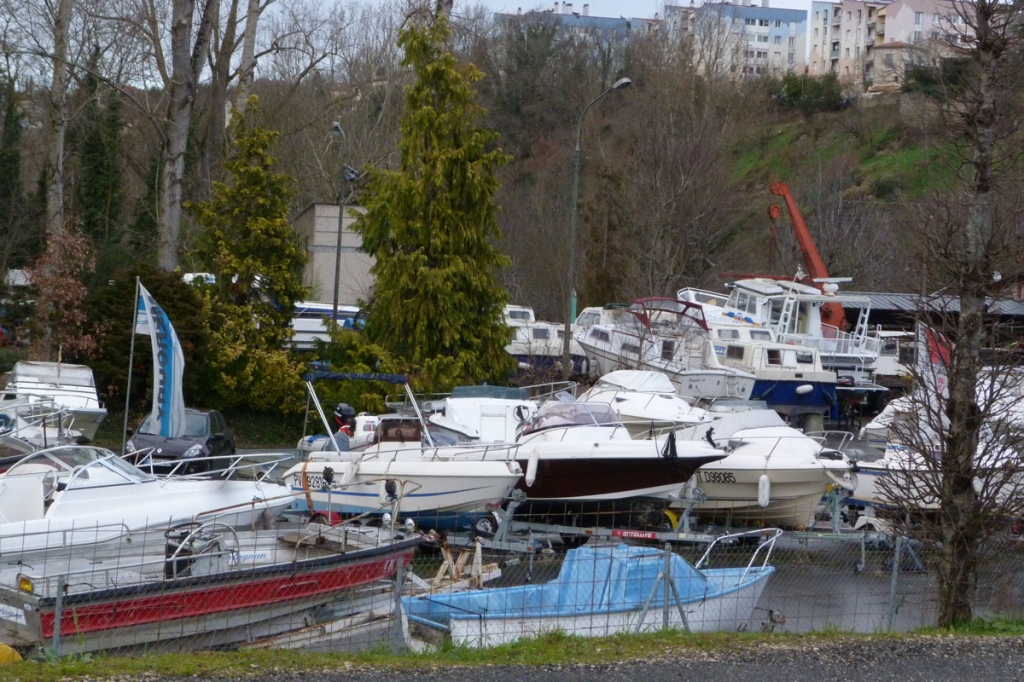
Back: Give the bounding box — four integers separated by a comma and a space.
523, 402, 622, 434
614, 298, 710, 337
4, 445, 156, 486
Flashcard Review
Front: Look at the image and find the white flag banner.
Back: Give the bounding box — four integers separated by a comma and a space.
135, 284, 187, 438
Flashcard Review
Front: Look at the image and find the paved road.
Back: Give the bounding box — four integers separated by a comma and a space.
146, 637, 1024, 682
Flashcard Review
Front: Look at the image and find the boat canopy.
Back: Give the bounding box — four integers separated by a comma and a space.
594, 370, 677, 395
615, 298, 710, 337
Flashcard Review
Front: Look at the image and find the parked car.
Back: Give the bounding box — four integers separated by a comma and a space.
126, 408, 235, 473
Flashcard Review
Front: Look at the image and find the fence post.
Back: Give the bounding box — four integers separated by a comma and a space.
52, 575, 65, 657
390, 559, 407, 653
663, 543, 671, 630
886, 535, 903, 632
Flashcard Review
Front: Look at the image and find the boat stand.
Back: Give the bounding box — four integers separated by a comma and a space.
634, 543, 690, 633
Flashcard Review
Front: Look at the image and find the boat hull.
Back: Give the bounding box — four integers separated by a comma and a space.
684, 465, 836, 528
750, 379, 836, 418
287, 460, 521, 531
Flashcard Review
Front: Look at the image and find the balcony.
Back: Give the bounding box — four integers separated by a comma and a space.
830, 48, 840, 59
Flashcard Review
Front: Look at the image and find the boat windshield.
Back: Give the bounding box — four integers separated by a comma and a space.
523, 402, 621, 433
4, 446, 155, 486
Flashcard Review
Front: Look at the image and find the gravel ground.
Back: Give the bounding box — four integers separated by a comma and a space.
118, 636, 1024, 682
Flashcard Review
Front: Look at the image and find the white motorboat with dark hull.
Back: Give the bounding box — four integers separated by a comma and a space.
506, 402, 727, 523
675, 410, 858, 528
575, 298, 755, 400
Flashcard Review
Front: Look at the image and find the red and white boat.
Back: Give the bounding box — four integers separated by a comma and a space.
0, 520, 420, 654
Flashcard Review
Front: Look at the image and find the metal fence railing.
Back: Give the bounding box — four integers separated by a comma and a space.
2, 499, 1024, 659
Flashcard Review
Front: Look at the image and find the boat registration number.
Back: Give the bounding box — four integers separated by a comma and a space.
697, 471, 736, 484
292, 473, 337, 490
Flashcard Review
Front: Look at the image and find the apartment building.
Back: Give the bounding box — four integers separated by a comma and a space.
665, 1, 808, 77
871, 0, 975, 88
808, 0, 890, 87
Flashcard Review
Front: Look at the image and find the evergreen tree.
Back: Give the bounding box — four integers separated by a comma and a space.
0, 76, 27, 269
356, 3, 513, 389
192, 96, 308, 348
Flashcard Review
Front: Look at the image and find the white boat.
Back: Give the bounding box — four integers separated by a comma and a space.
404, 529, 779, 647
858, 396, 911, 451
679, 279, 882, 388
506, 402, 726, 521
504, 305, 588, 374
675, 410, 858, 528
289, 301, 362, 350
575, 297, 756, 400
283, 436, 524, 532
576, 370, 712, 438
1, 362, 107, 442
0, 445, 296, 555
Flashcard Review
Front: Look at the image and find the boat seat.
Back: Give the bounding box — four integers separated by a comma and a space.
0, 472, 48, 523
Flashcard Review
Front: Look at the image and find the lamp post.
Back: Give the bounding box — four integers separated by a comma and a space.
562, 77, 632, 380
331, 122, 346, 324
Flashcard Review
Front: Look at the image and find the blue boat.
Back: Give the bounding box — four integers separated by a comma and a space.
404, 530, 780, 647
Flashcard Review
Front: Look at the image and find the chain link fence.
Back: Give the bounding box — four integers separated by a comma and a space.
3, 501, 1024, 660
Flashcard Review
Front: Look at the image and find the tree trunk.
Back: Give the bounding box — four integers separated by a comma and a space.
232, 0, 261, 113
158, 0, 218, 271
45, 0, 72, 239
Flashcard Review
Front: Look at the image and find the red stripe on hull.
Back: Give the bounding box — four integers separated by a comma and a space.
40, 550, 413, 639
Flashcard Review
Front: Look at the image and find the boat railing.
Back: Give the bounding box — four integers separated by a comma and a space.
777, 327, 881, 357
0, 520, 133, 552
357, 440, 523, 463
805, 430, 857, 453
384, 380, 579, 410
694, 527, 783, 586
125, 450, 296, 484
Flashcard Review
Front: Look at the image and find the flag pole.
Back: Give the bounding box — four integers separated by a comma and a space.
121, 277, 141, 456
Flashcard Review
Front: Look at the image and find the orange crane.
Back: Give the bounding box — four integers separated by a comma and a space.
768, 182, 849, 332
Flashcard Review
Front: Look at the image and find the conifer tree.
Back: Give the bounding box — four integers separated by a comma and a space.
75, 48, 124, 245
192, 96, 308, 348
357, 3, 513, 389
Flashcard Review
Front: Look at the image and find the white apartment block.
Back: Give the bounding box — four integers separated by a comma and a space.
809, 0, 975, 90
665, 1, 808, 78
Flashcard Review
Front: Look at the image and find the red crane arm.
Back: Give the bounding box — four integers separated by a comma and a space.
769, 182, 848, 330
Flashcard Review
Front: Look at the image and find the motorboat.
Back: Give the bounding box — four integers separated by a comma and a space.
858, 396, 911, 451
1, 362, 107, 442
576, 370, 712, 438
282, 431, 524, 532
504, 305, 588, 374
0, 398, 84, 450
675, 410, 858, 528
574, 297, 756, 400
282, 372, 524, 531
288, 300, 361, 351
678, 279, 882, 388
505, 401, 727, 521
404, 529, 780, 647
297, 413, 381, 457
0, 519, 420, 655
0, 445, 296, 555
684, 308, 838, 423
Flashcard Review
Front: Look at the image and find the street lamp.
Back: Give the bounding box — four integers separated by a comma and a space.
562, 77, 632, 380
331, 122, 346, 324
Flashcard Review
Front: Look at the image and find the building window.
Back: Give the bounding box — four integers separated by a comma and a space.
915, 12, 923, 25
814, 10, 819, 21
913, 30, 923, 42
757, 34, 769, 42
931, 30, 940, 40
845, 47, 850, 57
758, 18, 769, 26
814, 27, 819, 37
757, 50, 768, 58
857, 9, 862, 22
847, 11, 851, 20
788, 51, 795, 64
932, 13, 940, 23
745, 17, 755, 25
789, 36, 795, 47
773, 51, 781, 60
774, 35, 782, 43
775, 19, 782, 27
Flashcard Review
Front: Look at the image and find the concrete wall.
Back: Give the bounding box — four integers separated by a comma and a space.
291, 203, 374, 306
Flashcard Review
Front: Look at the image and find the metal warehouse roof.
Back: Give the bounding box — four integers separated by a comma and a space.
845, 292, 1024, 317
